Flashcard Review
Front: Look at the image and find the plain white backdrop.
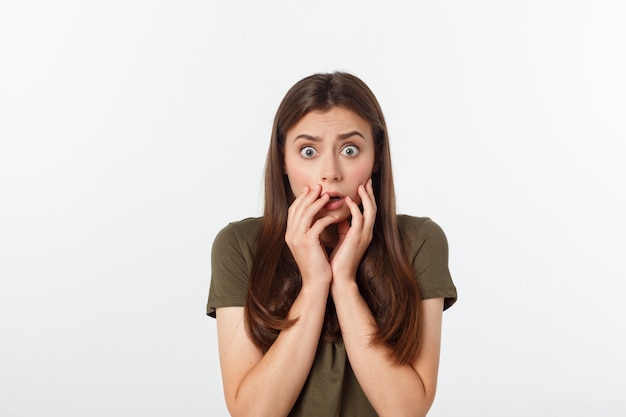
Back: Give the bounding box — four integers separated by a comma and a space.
1, 1, 625, 416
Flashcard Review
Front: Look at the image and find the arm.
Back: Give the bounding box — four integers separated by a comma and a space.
216, 185, 339, 417
330, 284, 444, 417
216, 283, 329, 417
329, 181, 444, 416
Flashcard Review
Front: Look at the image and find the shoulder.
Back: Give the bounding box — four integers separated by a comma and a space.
213, 217, 263, 249
397, 215, 457, 309
219, 216, 263, 236
397, 215, 449, 252
211, 217, 263, 266
208, 217, 262, 317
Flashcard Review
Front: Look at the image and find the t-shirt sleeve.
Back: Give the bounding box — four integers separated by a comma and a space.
407, 217, 457, 310
206, 222, 253, 318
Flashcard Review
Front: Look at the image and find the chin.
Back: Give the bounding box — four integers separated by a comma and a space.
331, 209, 351, 223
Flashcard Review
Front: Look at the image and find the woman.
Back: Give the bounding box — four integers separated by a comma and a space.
207, 71, 457, 417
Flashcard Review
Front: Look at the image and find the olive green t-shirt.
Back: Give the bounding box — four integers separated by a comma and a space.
207, 215, 457, 417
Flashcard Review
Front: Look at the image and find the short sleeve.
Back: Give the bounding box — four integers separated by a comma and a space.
400, 216, 457, 310
206, 219, 259, 318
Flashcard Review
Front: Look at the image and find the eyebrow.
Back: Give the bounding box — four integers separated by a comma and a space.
293, 131, 366, 143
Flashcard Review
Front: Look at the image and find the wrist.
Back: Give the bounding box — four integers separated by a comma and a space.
330, 278, 359, 297
300, 277, 332, 295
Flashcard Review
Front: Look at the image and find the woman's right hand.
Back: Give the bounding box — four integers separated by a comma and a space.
285, 184, 337, 287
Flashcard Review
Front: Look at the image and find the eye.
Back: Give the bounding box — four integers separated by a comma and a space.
341, 145, 359, 157
300, 146, 317, 158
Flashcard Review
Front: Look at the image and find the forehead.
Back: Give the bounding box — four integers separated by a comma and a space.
286, 107, 372, 138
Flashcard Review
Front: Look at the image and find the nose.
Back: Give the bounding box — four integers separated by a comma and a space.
320, 154, 341, 182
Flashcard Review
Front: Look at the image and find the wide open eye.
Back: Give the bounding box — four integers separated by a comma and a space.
341, 145, 359, 157
300, 146, 317, 158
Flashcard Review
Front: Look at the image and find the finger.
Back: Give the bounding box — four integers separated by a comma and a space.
358, 182, 377, 228
289, 185, 319, 215
288, 185, 323, 228
345, 196, 363, 230
287, 186, 311, 223
291, 200, 335, 244
359, 180, 377, 212
300, 193, 333, 229
287, 186, 318, 243
336, 218, 350, 238
367, 178, 376, 203
308, 213, 341, 236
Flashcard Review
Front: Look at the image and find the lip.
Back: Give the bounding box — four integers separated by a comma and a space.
325, 191, 343, 199
323, 192, 345, 210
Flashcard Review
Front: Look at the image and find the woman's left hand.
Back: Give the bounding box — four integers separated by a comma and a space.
329, 178, 377, 282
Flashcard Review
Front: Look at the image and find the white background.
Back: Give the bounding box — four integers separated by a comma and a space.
1, 1, 625, 416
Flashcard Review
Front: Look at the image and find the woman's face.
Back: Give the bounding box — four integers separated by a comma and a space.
283, 106, 376, 222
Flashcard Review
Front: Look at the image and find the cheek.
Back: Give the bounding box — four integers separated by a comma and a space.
353, 161, 374, 184
349, 162, 375, 202
284, 160, 310, 189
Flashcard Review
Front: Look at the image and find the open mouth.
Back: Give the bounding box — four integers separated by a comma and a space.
323, 193, 345, 210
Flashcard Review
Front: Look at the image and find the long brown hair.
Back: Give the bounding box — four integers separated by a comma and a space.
244, 72, 422, 364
